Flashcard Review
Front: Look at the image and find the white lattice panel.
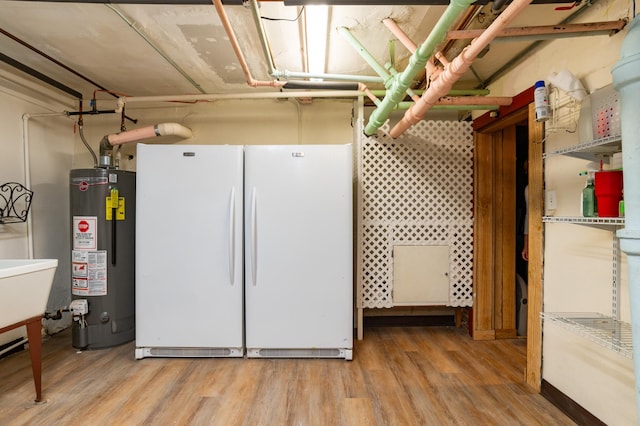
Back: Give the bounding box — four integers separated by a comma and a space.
357, 120, 474, 309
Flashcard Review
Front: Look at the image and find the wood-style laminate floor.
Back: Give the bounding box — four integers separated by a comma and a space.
0, 326, 575, 425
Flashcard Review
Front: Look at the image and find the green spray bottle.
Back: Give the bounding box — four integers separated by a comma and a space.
581, 170, 597, 217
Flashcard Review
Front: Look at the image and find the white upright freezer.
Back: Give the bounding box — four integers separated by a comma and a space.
244, 145, 353, 360
135, 143, 353, 360
135, 144, 244, 359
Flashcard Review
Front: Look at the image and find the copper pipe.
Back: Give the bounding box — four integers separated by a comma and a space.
358, 83, 381, 105
390, 0, 532, 138
439, 5, 484, 58
437, 95, 511, 105
382, 18, 443, 82
212, 0, 284, 89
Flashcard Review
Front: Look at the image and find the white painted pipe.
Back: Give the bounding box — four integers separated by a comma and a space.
21, 112, 68, 259
115, 90, 366, 112
611, 14, 640, 417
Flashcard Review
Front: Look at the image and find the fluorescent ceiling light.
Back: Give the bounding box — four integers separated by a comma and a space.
305, 5, 329, 80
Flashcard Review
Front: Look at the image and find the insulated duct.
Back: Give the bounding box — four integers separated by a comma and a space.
106, 123, 192, 145
99, 123, 192, 167
611, 14, 640, 418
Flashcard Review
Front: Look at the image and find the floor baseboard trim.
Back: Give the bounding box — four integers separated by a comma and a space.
540, 379, 606, 426
363, 315, 455, 328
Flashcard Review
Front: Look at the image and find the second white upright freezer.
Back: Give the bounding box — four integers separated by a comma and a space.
244, 145, 353, 360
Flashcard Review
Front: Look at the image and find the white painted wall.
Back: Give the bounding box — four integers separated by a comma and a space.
71, 98, 355, 172
0, 72, 76, 340
487, 0, 636, 423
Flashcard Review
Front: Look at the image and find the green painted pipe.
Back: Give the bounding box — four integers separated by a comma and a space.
364, 0, 476, 136
385, 63, 422, 102
338, 27, 394, 88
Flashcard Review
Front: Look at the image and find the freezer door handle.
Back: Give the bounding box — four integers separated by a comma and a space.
250, 187, 257, 286
228, 187, 236, 286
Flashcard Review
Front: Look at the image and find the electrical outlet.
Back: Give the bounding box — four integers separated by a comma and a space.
545, 190, 557, 213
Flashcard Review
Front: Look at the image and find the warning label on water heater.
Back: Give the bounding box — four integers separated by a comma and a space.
72, 250, 107, 296
73, 216, 97, 250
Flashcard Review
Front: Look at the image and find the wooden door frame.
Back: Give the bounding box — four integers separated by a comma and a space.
473, 93, 544, 391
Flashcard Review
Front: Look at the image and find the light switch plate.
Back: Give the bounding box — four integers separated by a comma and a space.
545, 189, 557, 213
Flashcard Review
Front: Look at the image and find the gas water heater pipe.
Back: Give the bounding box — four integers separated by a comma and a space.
105, 123, 192, 146
611, 14, 640, 416
364, 0, 475, 136
389, 0, 533, 138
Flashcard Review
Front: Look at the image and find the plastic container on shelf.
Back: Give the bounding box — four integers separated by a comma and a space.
595, 170, 623, 217
578, 96, 594, 144
534, 80, 550, 122
590, 84, 621, 139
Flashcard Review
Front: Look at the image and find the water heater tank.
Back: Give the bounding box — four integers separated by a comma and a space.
69, 168, 135, 349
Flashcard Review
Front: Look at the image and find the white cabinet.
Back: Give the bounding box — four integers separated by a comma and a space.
392, 245, 450, 305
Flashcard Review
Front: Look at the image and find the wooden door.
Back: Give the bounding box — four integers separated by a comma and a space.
473, 125, 517, 339
472, 102, 544, 391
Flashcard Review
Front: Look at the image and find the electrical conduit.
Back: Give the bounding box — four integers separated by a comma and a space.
364, 0, 475, 136
611, 14, 640, 417
389, 0, 533, 138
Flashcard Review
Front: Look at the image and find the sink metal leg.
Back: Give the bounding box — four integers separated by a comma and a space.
25, 316, 43, 402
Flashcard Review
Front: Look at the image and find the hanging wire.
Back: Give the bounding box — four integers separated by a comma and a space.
261, 6, 305, 22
